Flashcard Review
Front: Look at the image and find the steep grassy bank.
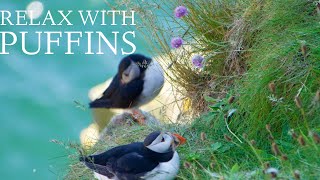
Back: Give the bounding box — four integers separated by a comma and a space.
65, 0, 320, 179
175, 0, 320, 179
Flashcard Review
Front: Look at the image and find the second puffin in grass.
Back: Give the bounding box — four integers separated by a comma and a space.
80, 131, 186, 180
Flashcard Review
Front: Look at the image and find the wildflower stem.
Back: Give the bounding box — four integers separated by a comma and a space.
247, 140, 264, 168
300, 108, 310, 131
210, 153, 222, 172
224, 117, 243, 143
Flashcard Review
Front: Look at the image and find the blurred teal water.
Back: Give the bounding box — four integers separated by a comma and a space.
0, 0, 149, 179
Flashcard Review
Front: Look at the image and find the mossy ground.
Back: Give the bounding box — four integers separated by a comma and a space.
65, 0, 320, 179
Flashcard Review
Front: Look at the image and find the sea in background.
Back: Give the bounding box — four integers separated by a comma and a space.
0, 0, 150, 179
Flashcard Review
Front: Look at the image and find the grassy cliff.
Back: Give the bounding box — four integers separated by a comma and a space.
66, 0, 320, 179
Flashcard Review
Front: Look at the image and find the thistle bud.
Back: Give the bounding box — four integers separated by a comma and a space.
250, 140, 256, 146
184, 162, 191, 169
210, 162, 215, 169
200, 132, 206, 141
294, 170, 300, 179
294, 95, 302, 109
298, 135, 306, 146
271, 142, 281, 156
242, 133, 248, 139
301, 41, 307, 57
266, 124, 271, 132
268, 82, 276, 94
228, 96, 235, 104
268, 135, 274, 141
312, 132, 320, 144
289, 129, 298, 139
224, 134, 232, 142
317, 2, 320, 15
281, 154, 288, 161
264, 162, 270, 169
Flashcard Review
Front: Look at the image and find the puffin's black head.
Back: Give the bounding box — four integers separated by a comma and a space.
143, 131, 186, 153
143, 131, 161, 147
118, 54, 151, 84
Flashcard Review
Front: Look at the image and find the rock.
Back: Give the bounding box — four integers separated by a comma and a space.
100, 110, 161, 137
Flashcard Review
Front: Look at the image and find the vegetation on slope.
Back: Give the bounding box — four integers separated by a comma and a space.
65, 0, 320, 179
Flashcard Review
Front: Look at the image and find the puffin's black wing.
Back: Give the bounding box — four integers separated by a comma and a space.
89, 98, 113, 108
85, 143, 143, 164
114, 152, 158, 175
80, 143, 144, 177
90, 78, 144, 108
80, 157, 114, 177
102, 74, 120, 98
119, 79, 144, 100
89, 74, 120, 108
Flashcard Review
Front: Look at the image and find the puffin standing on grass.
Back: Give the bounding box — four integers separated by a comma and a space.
80, 131, 186, 180
89, 54, 164, 124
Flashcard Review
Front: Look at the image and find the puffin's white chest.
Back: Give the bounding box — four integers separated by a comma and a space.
94, 172, 117, 180
137, 60, 164, 106
143, 151, 180, 180
93, 152, 180, 180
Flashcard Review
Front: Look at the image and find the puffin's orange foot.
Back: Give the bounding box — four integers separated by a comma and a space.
130, 109, 146, 125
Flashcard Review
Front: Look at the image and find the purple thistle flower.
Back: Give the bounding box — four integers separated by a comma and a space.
192, 55, 204, 68
171, 37, 184, 48
174, 6, 188, 18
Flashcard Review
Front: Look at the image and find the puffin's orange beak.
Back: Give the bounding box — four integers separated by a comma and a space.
173, 133, 187, 145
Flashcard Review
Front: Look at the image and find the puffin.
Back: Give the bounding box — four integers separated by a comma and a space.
89, 54, 164, 109
80, 131, 186, 180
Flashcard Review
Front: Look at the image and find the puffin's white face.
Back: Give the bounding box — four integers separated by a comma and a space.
146, 132, 186, 153
121, 62, 140, 84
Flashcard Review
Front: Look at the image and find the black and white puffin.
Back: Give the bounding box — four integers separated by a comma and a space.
89, 54, 164, 109
80, 131, 186, 180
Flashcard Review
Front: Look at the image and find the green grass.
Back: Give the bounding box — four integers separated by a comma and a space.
65, 0, 320, 179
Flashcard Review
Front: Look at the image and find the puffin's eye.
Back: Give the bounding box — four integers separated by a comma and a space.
161, 137, 165, 142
